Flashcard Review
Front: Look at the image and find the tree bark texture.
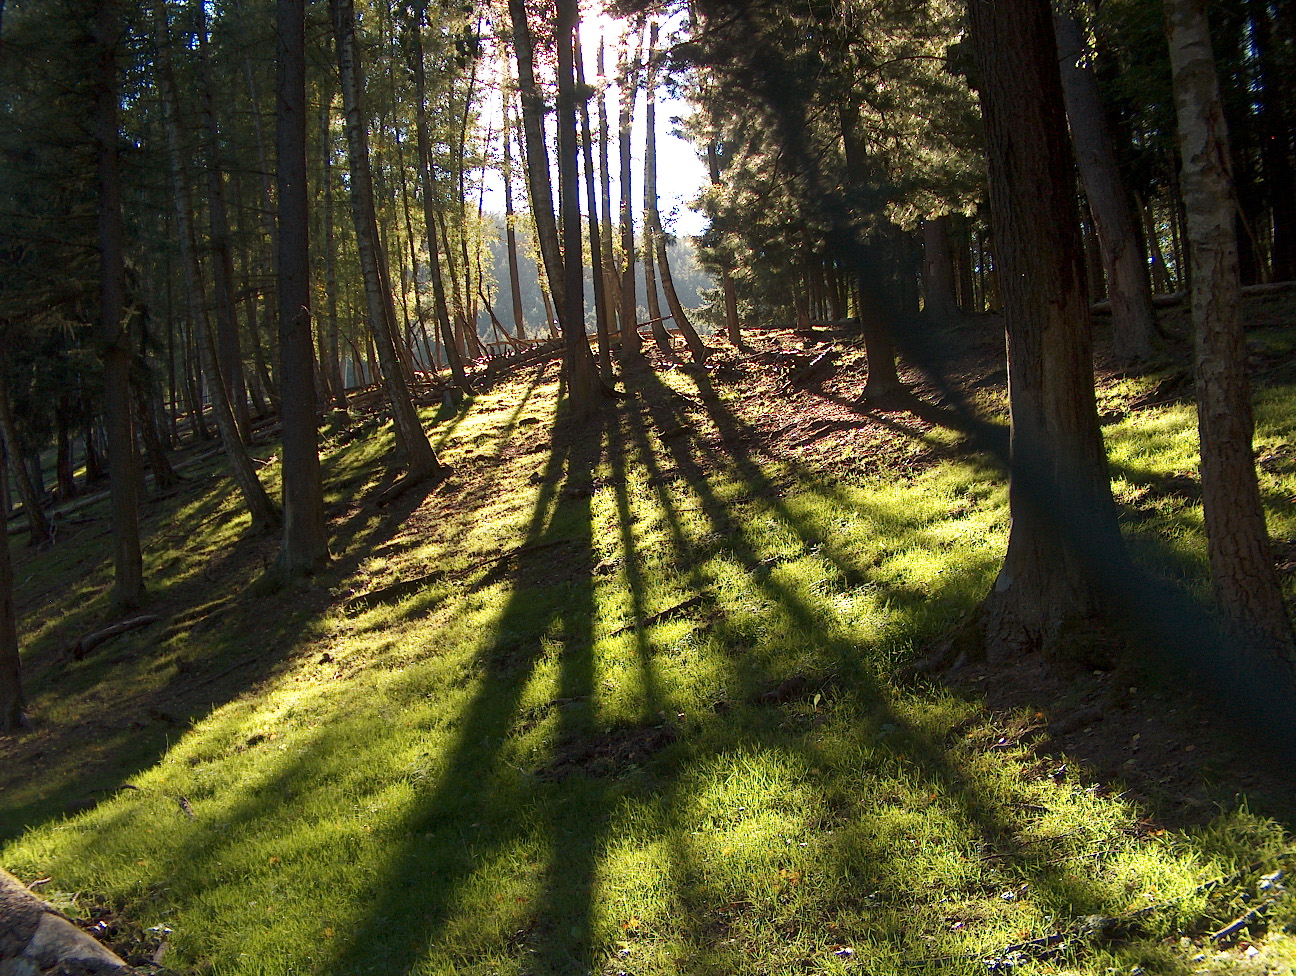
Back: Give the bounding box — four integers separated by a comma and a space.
276, 0, 329, 574
1165, 0, 1295, 661
969, 0, 1123, 658
95, 0, 144, 607
333, 0, 443, 479
922, 216, 959, 323
1054, 5, 1156, 365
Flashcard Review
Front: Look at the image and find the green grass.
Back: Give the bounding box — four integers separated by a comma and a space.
3, 357, 1295, 976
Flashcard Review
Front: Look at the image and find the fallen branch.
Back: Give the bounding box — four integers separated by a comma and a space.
610, 593, 709, 637
69, 615, 160, 661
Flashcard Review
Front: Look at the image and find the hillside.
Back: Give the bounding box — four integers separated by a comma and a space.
3, 303, 1296, 976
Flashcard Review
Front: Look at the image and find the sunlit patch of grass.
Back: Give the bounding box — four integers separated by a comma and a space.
3, 363, 1294, 974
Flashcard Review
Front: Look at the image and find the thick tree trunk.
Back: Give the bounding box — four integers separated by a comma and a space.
332, 0, 443, 481
1165, 0, 1295, 662
969, 0, 1124, 659
554, 0, 601, 406
508, 0, 566, 320
153, 0, 279, 534
95, 0, 144, 607
276, 0, 329, 575
1054, 5, 1156, 366
922, 216, 959, 323
406, 20, 468, 392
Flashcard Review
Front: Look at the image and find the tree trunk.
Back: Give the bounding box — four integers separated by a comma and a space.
332, 0, 444, 482
501, 79, 527, 341
153, 0, 279, 534
554, 0, 601, 406
922, 216, 959, 323
508, 0, 566, 320
55, 394, 76, 501
195, 1, 251, 442
1165, 0, 1295, 662
276, 0, 329, 575
706, 141, 743, 346
1054, 4, 1156, 366
643, 225, 670, 356
0, 511, 20, 731
574, 32, 613, 381
0, 364, 49, 544
94, 0, 145, 609
596, 40, 620, 346
320, 98, 347, 406
617, 32, 643, 361
134, 378, 180, 490
969, 0, 1124, 659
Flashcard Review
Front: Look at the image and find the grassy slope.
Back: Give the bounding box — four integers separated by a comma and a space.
2, 331, 1295, 976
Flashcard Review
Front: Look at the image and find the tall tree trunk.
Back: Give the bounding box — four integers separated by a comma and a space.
1054, 4, 1156, 366
195, 2, 251, 441
508, 0, 566, 319
706, 141, 743, 346
643, 224, 670, 355
332, 0, 443, 482
501, 77, 527, 341
617, 32, 643, 361
1165, 0, 1295, 661
322, 101, 346, 406
969, 0, 1124, 658
596, 40, 621, 344
276, 0, 329, 575
134, 378, 180, 490
95, 0, 144, 606
575, 32, 613, 381
55, 394, 76, 501
153, 0, 279, 534
407, 18, 468, 392
554, 0, 601, 406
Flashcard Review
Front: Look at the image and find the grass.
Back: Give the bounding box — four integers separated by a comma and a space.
3, 340, 1295, 976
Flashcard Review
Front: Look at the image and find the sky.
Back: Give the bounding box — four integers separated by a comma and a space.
477, 10, 711, 240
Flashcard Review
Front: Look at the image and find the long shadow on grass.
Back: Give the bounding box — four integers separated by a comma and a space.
324, 399, 613, 976
620, 367, 1192, 968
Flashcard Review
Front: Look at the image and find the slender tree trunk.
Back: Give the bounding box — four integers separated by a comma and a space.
0, 364, 49, 544
195, 2, 251, 441
970, 0, 1124, 658
95, 0, 144, 606
153, 0, 279, 533
1165, 0, 1295, 662
134, 378, 180, 490
643, 225, 670, 355
320, 94, 347, 407
617, 32, 643, 361
1054, 4, 1156, 365
277, 0, 329, 574
0, 506, 20, 731
407, 18, 468, 392
501, 78, 527, 341
575, 33, 613, 381
706, 141, 743, 346
554, 0, 601, 406
55, 394, 75, 501
332, 0, 443, 481
596, 40, 620, 344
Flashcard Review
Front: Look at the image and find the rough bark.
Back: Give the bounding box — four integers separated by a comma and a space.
969, 0, 1124, 659
332, 0, 444, 481
95, 0, 145, 607
276, 0, 329, 575
554, 0, 602, 406
1165, 0, 1295, 661
1054, 4, 1156, 366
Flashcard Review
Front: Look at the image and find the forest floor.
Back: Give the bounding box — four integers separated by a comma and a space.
3, 295, 1296, 976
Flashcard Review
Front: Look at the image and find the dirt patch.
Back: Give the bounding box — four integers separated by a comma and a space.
533, 720, 678, 782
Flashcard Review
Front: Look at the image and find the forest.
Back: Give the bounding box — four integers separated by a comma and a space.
2, 0, 1296, 973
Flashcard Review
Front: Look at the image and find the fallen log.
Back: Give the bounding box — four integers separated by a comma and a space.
0, 867, 139, 975
1090, 279, 1296, 314
69, 615, 160, 661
